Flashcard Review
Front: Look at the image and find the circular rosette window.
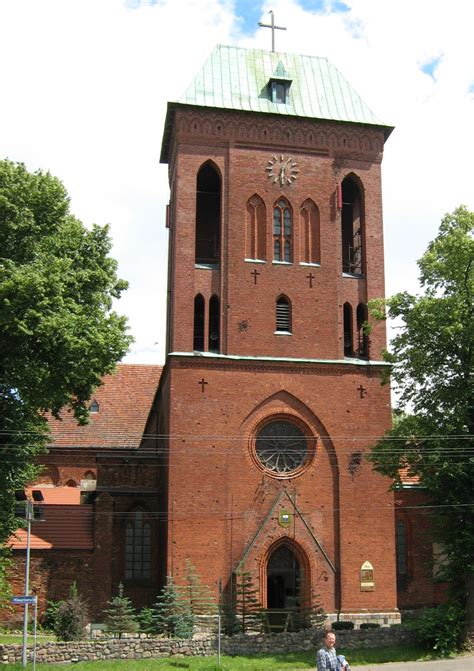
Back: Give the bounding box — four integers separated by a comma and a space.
254, 419, 313, 477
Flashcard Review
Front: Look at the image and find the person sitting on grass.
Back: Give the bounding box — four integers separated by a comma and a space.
316, 630, 351, 670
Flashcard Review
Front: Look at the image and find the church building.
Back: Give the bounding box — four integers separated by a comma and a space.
5, 42, 445, 627
157, 43, 397, 625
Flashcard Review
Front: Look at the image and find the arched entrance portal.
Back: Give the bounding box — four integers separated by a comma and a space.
267, 544, 301, 610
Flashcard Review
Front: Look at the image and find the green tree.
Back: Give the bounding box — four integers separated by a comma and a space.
181, 560, 216, 616
154, 576, 194, 638
0, 159, 131, 544
103, 583, 138, 638
137, 606, 156, 636
369, 206, 473, 642
54, 582, 88, 641
0, 548, 12, 611
234, 566, 261, 633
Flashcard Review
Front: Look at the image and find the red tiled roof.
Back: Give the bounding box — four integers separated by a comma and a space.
9, 505, 94, 550
399, 466, 421, 486
25, 486, 82, 504
48, 364, 162, 449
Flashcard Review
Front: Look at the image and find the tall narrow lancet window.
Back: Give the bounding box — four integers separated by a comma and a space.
356, 303, 369, 358
276, 295, 291, 333
341, 177, 364, 274
273, 199, 292, 262
195, 162, 221, 264
343, 302, 353, 356
193, 294, 205, 351
125, 510, 151, 582
396, 519, 408, 589
300, 199, 320, 264
246, 195, 266, 260
208, 294, 220, 353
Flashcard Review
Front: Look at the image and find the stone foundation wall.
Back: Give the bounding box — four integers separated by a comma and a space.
0, 627, 416, 665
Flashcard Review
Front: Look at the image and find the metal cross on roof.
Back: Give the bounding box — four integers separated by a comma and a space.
258, 10, 286, 52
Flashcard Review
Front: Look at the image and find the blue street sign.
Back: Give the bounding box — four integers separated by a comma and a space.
11, 595, 37, 605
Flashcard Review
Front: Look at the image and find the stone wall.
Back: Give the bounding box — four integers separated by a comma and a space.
0, 627, 416, 665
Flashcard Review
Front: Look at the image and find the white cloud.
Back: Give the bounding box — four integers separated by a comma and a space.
1, 0, 472, 364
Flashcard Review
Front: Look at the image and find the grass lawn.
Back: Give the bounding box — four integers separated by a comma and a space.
0, 633, 55, 644
2, 645, 441, 670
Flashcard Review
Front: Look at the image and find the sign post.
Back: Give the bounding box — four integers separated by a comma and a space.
11, 595, 38, 669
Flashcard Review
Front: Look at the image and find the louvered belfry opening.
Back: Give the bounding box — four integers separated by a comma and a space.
276, 296, 291, 333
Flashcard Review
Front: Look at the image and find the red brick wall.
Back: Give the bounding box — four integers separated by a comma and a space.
166, 109, 387, 361
163, 356, 396, 614
395, 489, 448, 609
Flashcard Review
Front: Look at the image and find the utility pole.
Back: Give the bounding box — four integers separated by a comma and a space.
21, 500, 33, 669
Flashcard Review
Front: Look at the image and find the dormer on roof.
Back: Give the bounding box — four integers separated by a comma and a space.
268, 61, 292, 104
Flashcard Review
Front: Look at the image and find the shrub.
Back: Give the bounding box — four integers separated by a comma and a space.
410, 602, 466, 655
54, 582, 88, 641
138, 607, 156, 636
103, 583, 138, 638
332, 620, 354, 630
42, 600, 63, 631
154, 576, 194, 638
360, 622, 380, 629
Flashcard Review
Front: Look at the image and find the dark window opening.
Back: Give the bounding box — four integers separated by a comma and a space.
208, 294, 220, 353
396, 519, 408, 590
125, 510, 151, 582
271, 81, 289, 104
193, 294, 205, 351
356, 303, 369, 358
343, 302, 353, 356
276, 296, 291, 333
195, 163, 221, 264
267, 545, 301, 610
341, 178, 363, 274
273, 199, 292, 262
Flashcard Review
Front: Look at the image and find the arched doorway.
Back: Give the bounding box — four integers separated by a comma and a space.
267, 544, 301, 610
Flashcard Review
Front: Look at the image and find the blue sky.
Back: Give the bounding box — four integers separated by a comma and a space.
0, 0, 473, 364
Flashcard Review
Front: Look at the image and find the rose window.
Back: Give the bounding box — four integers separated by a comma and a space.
255, 420, 308, 474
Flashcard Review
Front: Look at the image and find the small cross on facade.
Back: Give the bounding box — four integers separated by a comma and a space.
199, 378, 208, 393
251, 269, 260, 285
258, 10, 287, 52
357, 385, 367, 399
306, 273, 315, 288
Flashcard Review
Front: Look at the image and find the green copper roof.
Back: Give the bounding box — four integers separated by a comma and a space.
160, 44, 393, 162
179, 44, 386, 127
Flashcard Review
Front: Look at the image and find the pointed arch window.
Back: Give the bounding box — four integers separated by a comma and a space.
356, 303, 369, 358
300, 199, 320, 265
343, 302, 353, 356
125, 510, 151, 582
246, 195, 266, 260
193, 294, 205, 351
341, 177, 364, 274
276, 296, 291, 333
195, 163, 221, 265
208, 295, 220, 353
273, 199, 292, 262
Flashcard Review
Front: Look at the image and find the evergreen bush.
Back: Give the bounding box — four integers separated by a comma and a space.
410, 602, 466, 655
138, 606, 156, 636
54, 582, 88, 641
103, 583, 138, 638
360, 622, 380, 629
332, 620, 354, 630
154, 576, 194, 638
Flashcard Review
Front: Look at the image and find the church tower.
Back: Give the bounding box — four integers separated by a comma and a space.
159, 44, 398, 623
